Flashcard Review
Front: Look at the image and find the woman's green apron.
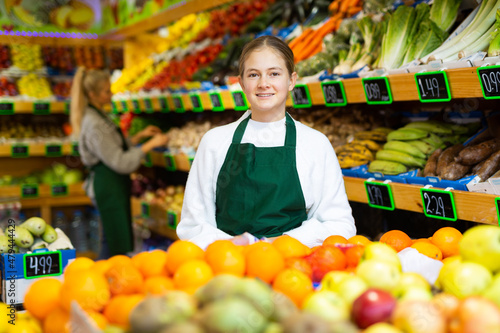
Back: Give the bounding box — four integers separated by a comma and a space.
215, 113, 307, 238
89, 105, 134, 255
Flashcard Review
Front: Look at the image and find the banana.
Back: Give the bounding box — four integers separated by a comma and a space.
350, 139, 382, 152
406, 140, 436, 155
376, 150, 426, 168
335, 144, 374, 160
354, 130, 387, 142
368, 160, 408, 175
337, 152, 372, 169
383, 141, 427, 159
421, 136, 446, 150
442, 123, 469, 135
387, 128, 430, 141
404, 121, 453, 135
439, 135, 462, 146
372, 127, 394, 135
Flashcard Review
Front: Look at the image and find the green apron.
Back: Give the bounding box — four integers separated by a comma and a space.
89, 105, 134, 255
215, 113, 307, 238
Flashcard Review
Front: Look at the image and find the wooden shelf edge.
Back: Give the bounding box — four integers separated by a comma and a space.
148, 151, 192, 172
131, 198, 179, 240
0, 100, 69, 114
0, 143, 75, 157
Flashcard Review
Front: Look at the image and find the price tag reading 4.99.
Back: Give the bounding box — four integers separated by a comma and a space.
24, 251, 62, 279
321, 81, 347, 107
362, 77, 392, 104
291, 84, 312, 108
415, 71, 451, 102
477, 65, 500, 99
420, 188, 457, 221
364, 181, 395, 210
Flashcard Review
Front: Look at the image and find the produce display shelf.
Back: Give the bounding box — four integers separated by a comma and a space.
101, 0, 235, 40
343, 176, 499, 225
147, 151, 192, 172
131, 198, 179, 240
0, 143, 75, 157
0, 100, 69, 114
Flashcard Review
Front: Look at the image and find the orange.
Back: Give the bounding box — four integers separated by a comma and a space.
410, 242, 443, 260
42, 306, 70, 333
86, 310, 108, 329
105, 263, 144, 296
173, 260, 213, 292
306, 245, 347, 283
135, 250, 168, 278
91, 260, 112, 276
64, 257, 95, 276
285, 257, 313, 279
272, 269, 314, 307
165, 240, 204, 275
246, 243, 285, 283
348, 235, 372, 246
60, 269, 110, 312
273, 235, 312, 258
103, 294, 143, 329
205, 240, 246, 276
107, 255, 133, 267
241, 241, 269, 257
142, 276, 175, 295
412, 238, 432, 244
23, 278, 61, 321
323, 235, 348, 246
131, 251, 149, 269
345, 245, 365, 267
379, 230, 413, 252
431, 227, 463, 259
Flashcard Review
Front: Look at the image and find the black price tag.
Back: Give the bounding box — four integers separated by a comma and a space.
51, 183, 68, 197
33, 102, 50, 115
24, 251, 62, 279
64, 101, 70, 115
321, 81, 347, 107
415, 71, 451, 102
132, 99, 141, 114
364, 181, 395, 210
143, 153, 153, 167
21, 184, 38, 198
231, 91, 249, 111
0, 102, 14, 115
71, 142, 79, 156
291, 84, 312, 108
164, 153, 176, 171
477, 65, 500, 99
420, 188, 457, 221
209, 92, 224, 112
188, 157, 194, 166
190, 94, 203, 112
120, 100, 129, 112
173, 95, 185, 112
144, 98, 154, 113
45, 144, 62, 157
167, 211, 178, 229
111, 101, 119, 114
362, 77, 392, 104
141, 202, 150, 218
496, 197, 500, 226
159, 97, 169, 112
11, 144, 28, 158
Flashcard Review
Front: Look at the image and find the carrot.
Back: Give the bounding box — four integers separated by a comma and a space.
296, 35, 322, 62
329, 0, 340, 13
340, 0, 359, 14
347, 6, 363, 15
289, 28, 313, 50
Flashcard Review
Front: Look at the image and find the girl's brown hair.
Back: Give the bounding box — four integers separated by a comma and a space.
70, 67, 110, 137
238, 36, 295, 77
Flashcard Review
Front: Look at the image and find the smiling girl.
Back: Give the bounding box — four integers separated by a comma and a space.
177, 36, 355, 248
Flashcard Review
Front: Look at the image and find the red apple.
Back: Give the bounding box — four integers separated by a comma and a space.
351, 288, 397, 329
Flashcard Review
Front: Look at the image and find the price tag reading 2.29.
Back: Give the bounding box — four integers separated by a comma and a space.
362, 77, 392, 105
291, 84, 312, 108
477, 65, 500, 99
321, 81, 347, 107
24, 251, 62, 279
364, 181, 395, 210
415, 71, 451, 102
420, 188, 457, 221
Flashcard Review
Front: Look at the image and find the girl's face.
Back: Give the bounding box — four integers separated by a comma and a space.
88, 80, 112, 108
239, 47, 296, 121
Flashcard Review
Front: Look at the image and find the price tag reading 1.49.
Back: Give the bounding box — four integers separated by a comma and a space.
415, 71, 451, 102
209, 92, 224, 112
420, 188, 457, 221
24, 251, 62, 279
321, 81, 347, 107
0, 102, 14, 115
291, 84, 312, 108
362, 77, 392, 105
477, 65, 500, 99
364, 181, 395, 210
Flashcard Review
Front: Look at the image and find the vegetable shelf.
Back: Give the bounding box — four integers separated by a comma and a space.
146, 151, 192, 172
131, 198, 179, 240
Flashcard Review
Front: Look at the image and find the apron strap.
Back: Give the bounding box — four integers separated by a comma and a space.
232, 115, 251, 144
232, 113, 297, 148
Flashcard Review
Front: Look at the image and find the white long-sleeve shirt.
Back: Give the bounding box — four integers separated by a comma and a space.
177, 111, 356, 249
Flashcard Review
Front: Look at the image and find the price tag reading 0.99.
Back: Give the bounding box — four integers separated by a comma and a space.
321, 81, 346, 106
362, 77, 392, 104
364, 181, 395, 210
478, 66, 500, 99
415, 72, 451, 102
421, 188, 457, 221
24, 252, 62, 279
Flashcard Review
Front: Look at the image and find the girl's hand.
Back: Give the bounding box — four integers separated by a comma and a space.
140, 133, 169, 153
140, 125, 162, 138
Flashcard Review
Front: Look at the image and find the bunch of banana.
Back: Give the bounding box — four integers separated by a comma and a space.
354, 127, 392, 142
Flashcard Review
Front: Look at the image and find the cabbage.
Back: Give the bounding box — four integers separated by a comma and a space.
62, 169, 83, 185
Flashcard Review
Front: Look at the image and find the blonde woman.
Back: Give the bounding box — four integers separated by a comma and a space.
70, 68, 168, 258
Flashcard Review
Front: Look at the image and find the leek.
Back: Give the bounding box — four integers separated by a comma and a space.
352, 16, 386, 71
402, 19, 448, 65
488, 9, 500, 56
334, 43, 362, 74
429, 0, 461, 32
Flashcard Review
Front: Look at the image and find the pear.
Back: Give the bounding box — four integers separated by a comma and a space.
195, 274, 241, 307
233, 277, 274, 318
21, 217, 46, 237
42, 224, 57, 243
0, 236, 9, 253
13, 226, 34, 248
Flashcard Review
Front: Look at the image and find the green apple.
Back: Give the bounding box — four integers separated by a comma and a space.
319, 271, 352, 291
336, 275, 368, 304
440, 261, 493, 298
482, 272, 500, 307
392, 272, 430, 298
391, 300, 446, 333
364, 323, 404, 333
356, 259, 401, 291
399, 287, 433, 302
435, 256, 462, 290
460, 225, 500, 273
362, 242, 402, 270
302, 291, 349, 322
